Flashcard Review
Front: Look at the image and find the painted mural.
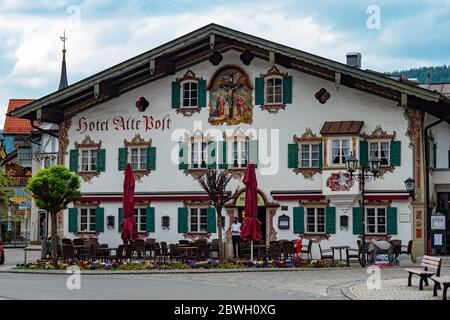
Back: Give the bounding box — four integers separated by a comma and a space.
326, 172, 354, 191
208, 65, 253, 126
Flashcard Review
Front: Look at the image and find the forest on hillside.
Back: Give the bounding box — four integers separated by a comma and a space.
385, 65, 450, 83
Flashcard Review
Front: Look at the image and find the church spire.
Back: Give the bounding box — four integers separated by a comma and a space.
58, 30, 68, 90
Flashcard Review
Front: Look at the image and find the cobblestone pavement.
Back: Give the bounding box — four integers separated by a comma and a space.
346, 277, 440, 300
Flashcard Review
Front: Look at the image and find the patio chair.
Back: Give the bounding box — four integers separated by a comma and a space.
390, 239, 402, 259
239, 242, 251, 260
346, 242, 362, 266
109, 245, 125, 263
145, 238, 156, 258
124, 244, 135, 263
62, 244, 75, 262
154, 242, 165, 263
281, 241, 296, 260
61, 238, 72, 245
300, 240, 313, 260
179, 240, 190, 246
134, 239, 146, 259
318, 244, 334, 262
400, 240, 414, 262
73, 238, 84, 246
261, 242, 282, 261
169, 244, 184, 262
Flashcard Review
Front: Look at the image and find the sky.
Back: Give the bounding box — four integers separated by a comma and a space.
0, 0, 449, 128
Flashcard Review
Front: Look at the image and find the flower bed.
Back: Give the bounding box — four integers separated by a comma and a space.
14, 258, 348, 271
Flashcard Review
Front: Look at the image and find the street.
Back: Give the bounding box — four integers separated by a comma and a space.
0, 249, 438, 300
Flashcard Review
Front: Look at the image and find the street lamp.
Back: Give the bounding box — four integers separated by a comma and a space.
345, 153, 381, 268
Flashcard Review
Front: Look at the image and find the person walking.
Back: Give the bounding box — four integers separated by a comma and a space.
231, 217, 242, 258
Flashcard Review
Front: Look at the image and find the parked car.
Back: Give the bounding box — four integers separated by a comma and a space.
0, 243, 4, 265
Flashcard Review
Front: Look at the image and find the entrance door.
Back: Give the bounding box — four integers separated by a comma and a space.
437, 193, 449, 255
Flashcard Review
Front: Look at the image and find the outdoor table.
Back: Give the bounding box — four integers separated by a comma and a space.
178, 246, 198, 258
330, 245, 350, 262
252, 244, 267, 260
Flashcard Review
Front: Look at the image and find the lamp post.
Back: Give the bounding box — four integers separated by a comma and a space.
345, 154, 381, 268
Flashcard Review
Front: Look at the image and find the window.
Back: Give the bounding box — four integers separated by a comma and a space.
191, 141, 208, 169
182, 81, 198, 108
80, 149, 98, 172
129, 147, 147, 171
18, 147, 32, 161
366, 207, 386, 234
265, 77, 283, 104
306, 207, 325, 233
369, 141, 390, 166
299, 144, 320, 168
232, 140, 249, 168
80, 208, 96, 232
189, 208, 207, 232
331, 139, 350, 165
134, 208, 147, 232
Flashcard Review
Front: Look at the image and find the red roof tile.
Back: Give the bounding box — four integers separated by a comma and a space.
3, 99, 36, 135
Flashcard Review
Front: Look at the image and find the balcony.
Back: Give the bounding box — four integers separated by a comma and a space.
431, 168, 450, 185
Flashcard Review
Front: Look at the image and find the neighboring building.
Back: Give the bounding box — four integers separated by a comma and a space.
10, 24, 450, 258
419, 83, 450, 255
1, 99, 59, 243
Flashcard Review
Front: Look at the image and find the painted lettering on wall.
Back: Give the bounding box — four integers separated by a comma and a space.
76, 114, 171, 134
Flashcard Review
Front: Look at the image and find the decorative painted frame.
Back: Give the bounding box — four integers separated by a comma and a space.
362, 125, 397, 177
292, 128, 322, 179
123, 133, 152, 181
223, 127, 255, 179
182, 201, 213, 240
259, 65, 288, 114
73, 201, 100, 237
175, 69, 203, 117
74, 135, 102, 183
181, 129, 215, 180
297, 200, 332, 241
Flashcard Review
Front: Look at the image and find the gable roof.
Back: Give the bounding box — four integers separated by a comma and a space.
3, 99, 36, 135
9, 24, 450, 122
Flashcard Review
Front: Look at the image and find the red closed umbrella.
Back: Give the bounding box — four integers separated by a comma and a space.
240, 162, 261, 260
121, 163, 138, 243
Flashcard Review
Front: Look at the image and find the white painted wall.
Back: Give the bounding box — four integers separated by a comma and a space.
62, 50, 414, 249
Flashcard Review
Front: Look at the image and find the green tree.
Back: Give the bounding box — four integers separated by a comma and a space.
0, 168, 14, 242
27, 166, 81, 266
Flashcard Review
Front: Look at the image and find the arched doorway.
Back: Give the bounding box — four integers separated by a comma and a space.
234, 189, 267, 241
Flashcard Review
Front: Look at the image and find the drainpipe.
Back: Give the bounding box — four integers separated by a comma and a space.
424, 112, 450, 255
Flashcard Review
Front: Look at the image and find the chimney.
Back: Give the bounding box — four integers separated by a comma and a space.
346, 52, 362, 68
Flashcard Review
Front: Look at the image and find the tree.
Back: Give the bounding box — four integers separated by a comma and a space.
0, 168, 14, 242
27, 166, 81, 266
197, 170, 239, 262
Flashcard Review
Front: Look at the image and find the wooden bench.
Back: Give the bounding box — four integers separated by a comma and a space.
431, 276, 450, 300
405, 255, 442, 290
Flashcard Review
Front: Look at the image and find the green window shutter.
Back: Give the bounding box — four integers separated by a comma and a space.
206, 207, 216, 233
69, 149, 79, 172
95, 207, 105, 233
387, 207, 398, 235
178, 142, 188, 170
255, 77, 265, 105
218, 141, 228, 169
326, 207, 336, 234
118, 148, 128, 171
118, 208, 123, 233
68, 208, 78, 233
352, 207, 363, 235
198, 80, 207, 108
146, 147, 156, 170
146, 207, 155, 233
287, 144, 299, 168
390, 141, 401, 166
249, 140, 258, 168
282, 75, 293, 104
178, 207, 188, 233
318, 142, 323, 167
97, 149, 106, 172
208, 141, 217, 169
293, 207, 305, 234
171, 81, 180, 109
359, 141, 368, 167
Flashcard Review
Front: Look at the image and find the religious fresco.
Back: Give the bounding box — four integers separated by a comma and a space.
208, 65, 253, 126
326, 172, 354, 191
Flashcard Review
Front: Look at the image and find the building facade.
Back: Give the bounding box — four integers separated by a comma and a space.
10, 24, 450, 258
